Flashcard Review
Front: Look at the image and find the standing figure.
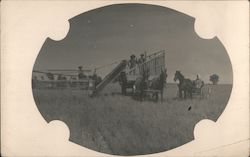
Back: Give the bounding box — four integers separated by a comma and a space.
138, 54, 146, 64
78, 66, 86, 80
46, 72, 55, 89
92, 72, 102, 86
32, 76, 38, 89
57, 74, 67, 88
128, 55, 137, 69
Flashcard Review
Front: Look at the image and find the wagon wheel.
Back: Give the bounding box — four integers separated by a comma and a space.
155, 92, 159, 102
160, 90, 163, 102
121, 83, 127, 95
119, 71, 128, 95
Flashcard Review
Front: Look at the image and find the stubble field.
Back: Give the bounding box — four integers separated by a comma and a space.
33, 83, 232, 155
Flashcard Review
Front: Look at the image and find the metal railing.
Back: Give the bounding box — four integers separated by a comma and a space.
126, 50, 166, 76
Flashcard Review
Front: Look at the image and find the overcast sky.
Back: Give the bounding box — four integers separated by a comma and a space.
34, 4, 233, 84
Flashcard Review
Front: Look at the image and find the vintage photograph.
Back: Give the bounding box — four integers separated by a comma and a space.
32, 4, 233, 155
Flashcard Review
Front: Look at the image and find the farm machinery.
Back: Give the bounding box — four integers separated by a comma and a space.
32, 50, 167, 101
93, 50, 166, 101
118, 50, 166, 101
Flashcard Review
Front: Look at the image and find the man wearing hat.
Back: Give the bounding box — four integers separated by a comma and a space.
128, 54, 137, 69
194, 74, 204, 89
78, 66, 86, 79
138, 53, 146, 64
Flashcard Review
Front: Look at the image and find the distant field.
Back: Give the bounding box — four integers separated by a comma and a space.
33, 83, 232, 155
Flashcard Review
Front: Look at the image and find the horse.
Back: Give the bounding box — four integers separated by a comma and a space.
133, 68, 149, 101
118, 71, 128, 95
174, 71, 193, 99
134, 68, 167, 102
89, 73, 102, 86
148, 68, 167, 101
57, 74, 67, 88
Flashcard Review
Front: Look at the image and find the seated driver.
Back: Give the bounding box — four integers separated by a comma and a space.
194, 74, 204, 88
128, 54, 137, 69
137, 54, 146, 64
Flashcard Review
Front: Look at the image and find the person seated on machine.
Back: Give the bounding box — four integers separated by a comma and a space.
78, 66, 87, 80
137, 53, 146, 64
194, 74, 204, 89
128, 54, 137, 69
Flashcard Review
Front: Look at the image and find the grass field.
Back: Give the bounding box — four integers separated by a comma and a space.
33, 83, 232, 155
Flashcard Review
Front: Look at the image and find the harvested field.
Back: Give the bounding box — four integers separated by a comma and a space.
33, 83, 232, 155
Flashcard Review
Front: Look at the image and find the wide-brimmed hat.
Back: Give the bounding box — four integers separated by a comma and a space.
78, 66, 83, 69
130, 54, 135, 58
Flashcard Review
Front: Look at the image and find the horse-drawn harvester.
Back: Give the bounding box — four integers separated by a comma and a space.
32, 69, 97, 91
32, 50, 167, 101
118, 50, 167, 101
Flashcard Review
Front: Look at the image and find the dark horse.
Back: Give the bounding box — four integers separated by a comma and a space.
148, 68, 167, 101
174, 71, 193, 99
133, 69, 149, 101
134, 68, 167, 101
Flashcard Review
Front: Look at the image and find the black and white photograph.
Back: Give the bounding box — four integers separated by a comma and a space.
32, 3, 233, 156
1, 1, 249, 157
